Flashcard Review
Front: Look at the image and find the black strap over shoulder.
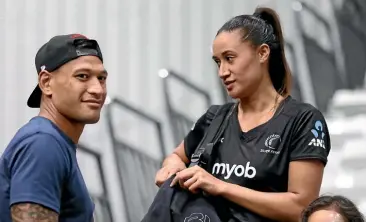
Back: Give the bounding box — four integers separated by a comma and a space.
170, 103, 237, 214
189, 102, 237, 169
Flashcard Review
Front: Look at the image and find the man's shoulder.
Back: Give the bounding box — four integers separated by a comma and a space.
3, 117, 72, 164
7, 117, 67, 149
3, 131, 73, 178
19, 116, 59, 137
4, 133, 66, 163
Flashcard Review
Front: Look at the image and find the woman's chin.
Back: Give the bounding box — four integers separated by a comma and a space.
227, 88, 241, 99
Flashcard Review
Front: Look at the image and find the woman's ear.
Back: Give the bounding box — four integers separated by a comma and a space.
38, 70, 53, 96
258, 43, 270, 64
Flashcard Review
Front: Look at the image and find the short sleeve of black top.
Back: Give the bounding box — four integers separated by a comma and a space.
183, 96, 331, 221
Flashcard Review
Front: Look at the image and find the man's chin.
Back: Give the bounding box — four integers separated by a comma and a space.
78, 114, 101, 124
85, 116, 101, 124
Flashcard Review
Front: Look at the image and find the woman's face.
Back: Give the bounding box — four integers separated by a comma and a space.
308, 210, 347, 222
212, 29, 269, 99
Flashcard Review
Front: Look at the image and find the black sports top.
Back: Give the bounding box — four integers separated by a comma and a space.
184, 96, 331, 221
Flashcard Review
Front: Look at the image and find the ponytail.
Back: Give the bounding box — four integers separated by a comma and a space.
254, 7, 292, 96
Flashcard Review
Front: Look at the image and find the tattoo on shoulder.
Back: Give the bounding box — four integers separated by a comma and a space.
11, 203, 59, 222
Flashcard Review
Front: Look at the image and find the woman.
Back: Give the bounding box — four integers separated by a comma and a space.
155, 7, 331, 222
302, 195, 365, 222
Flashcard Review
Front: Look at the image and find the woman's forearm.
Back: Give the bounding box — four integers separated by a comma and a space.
219, 182, 307, 222
162, 153, 186, 168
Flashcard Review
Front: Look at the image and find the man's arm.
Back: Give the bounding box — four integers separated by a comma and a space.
8, 134, 70, 222
11, 203, 58, 222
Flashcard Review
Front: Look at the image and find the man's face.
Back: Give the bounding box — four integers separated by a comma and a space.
48, 56, 107, 124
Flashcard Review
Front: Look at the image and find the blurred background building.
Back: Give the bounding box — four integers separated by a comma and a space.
1, 0, 366, 221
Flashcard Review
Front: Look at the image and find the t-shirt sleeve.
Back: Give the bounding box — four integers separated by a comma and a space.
290, 108, 331, 165
9, 133, 70, 213
183, 111, 212, 160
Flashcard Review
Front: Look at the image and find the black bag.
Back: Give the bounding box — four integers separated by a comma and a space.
141, 103, 236, 222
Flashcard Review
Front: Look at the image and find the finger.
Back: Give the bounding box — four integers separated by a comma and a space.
155, 170, 169, 186
167, 168, 181, 178
170, 175, 180, 187
155, 171, 168, 183
178, 177, 186, 188
175, 168, 196, 181
167, 172, 175, 178
183, 176, 197, 188
188, 179, 201, 194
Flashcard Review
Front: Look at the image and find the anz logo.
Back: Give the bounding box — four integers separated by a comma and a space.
308, 120, 326, 149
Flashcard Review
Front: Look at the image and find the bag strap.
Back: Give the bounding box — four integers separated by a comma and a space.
170, 103, 237, 213
189, 102, 237, 169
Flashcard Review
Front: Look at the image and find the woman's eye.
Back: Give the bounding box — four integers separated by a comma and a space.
213, 60, 221, 67
226, 56, 234, 62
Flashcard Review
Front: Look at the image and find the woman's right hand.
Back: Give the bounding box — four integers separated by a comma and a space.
155, 163, 186, 187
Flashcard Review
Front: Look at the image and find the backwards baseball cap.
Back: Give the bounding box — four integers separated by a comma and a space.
27, 34, 104, 108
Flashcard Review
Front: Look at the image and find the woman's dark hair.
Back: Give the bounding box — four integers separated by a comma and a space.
301, 195, 365, 222
216, 7, 291, 96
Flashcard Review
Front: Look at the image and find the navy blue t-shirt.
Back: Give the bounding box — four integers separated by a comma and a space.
0, 116, 94, 221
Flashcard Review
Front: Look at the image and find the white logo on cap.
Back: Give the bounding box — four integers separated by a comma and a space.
40, 65, 46, 71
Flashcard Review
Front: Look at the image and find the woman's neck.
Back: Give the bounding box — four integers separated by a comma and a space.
238, 85, 283, 114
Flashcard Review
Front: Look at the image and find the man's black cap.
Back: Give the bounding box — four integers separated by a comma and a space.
27, 34, 104, 108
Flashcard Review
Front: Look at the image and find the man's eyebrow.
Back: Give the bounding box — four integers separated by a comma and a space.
73, 68, 108, 75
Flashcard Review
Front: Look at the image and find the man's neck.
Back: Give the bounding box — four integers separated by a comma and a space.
39, 109, 84, 144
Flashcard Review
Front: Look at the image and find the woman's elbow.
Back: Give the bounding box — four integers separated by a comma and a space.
287, 204, 305, 222
279, 204, 304, 222
286, 194, 315, 222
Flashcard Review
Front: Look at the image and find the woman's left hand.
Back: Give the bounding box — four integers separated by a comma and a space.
170, 165, 226, 196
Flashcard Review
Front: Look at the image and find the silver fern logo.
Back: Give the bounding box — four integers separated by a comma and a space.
265, 134, 281, 149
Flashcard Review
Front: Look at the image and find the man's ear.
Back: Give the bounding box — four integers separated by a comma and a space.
258, 43, 270, 64
38, 71, 53, 96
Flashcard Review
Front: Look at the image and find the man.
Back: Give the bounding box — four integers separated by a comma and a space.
0, 34, 107, 221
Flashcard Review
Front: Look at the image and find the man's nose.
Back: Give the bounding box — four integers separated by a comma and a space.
87, 78, 105, 96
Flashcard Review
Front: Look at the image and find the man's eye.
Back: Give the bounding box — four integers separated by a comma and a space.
76, 74, 88, 79
98, 76, 107, 81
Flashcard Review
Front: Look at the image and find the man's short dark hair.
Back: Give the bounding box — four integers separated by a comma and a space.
301, 195, 365, 222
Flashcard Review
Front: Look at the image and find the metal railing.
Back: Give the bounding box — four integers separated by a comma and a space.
285, 41, 303, 101
161, 69, 212, 144
334, 0, 366, 89
105, 98, 166, 222
294, 2, 343, 112
77, 145, 114, 222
